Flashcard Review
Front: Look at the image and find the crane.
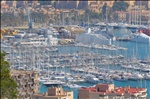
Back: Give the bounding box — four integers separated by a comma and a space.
26, 3, 33, 33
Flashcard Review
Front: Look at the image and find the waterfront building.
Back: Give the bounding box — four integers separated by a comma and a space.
1, 1, 9, 13
88, 2, 100, 13
114, 9, 150, 24
32, 86, 73, 99
55, 0, 99, 10
78, 83, 147, 99
11, 70, 39, 99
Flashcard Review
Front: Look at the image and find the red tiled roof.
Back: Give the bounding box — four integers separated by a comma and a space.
79, 84, 146, 95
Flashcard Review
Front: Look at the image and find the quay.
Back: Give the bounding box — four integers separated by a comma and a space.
116, 37, 131, 41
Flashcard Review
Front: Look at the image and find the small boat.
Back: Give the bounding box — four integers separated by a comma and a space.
115, 76, 128, 82
103, 77, 113, 82
67, 83, 82, 89
128, 74, 143, 80
144, 74, 150, 80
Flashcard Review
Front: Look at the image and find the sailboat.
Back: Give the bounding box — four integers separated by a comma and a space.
43, 56, 65, 86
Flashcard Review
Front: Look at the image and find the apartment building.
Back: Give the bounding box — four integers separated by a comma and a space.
78, 83, 147, 99
114, 8, 150, 24
149, 1, 150, 9
11, 70, 39, 99
32, 86, 73, 99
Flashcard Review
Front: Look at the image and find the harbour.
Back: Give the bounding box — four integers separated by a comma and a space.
2, 28, 150, 98
1, 1, 150, 99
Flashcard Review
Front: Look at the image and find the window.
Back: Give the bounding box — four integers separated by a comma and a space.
68, 94, 71, 96
97, 87, 100, 91
36, 97, 39, 99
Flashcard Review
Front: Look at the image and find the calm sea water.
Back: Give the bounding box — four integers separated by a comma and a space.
39, 28, 150, 98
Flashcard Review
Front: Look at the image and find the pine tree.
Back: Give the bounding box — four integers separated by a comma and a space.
1, 52, 18, 99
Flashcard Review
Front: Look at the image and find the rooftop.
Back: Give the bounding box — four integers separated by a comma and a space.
79, 84, 147, 96
11, 70, 38, 76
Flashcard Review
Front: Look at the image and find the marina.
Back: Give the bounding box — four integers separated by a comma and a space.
1, 6, 150, 97
1, 1, 150, 99
1, 27, 150, 99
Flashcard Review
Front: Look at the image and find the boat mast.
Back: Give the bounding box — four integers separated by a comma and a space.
88, 13, 89, 28
139, 1, 142, 26
62, 12, 64, 26
148, 9, 150, 27
129, 6, 131, 25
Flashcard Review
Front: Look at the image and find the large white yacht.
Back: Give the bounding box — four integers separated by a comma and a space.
130, 32, 150, 43
39, 77, 49, 84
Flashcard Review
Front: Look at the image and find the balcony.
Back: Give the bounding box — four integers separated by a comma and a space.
23, 87, 27, 90
34, 80, 39, 83
18, 87, 23, 91
28, 81, 33, 84
24, 97, 30, 99
31, 74, 35, 79
18, 77, 22, 80
20, 81, 26, 85
28, 91, 33, 95
21, 92, 26, 96
30, 86, 35, 89
24, 76, 29, 80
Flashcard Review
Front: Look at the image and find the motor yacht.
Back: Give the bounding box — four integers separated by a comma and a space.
39, 77, 49, 84
84, 74, 99, 84
43, 80, 65, 86
144, 74, 150, 80
114, 76, 128, 82
128, 74, 144, 80
67, 83, 82, 89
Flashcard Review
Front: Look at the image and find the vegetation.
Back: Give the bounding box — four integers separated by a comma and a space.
102, 3, 107, 15
1, 10, 50, 27
38, 1, 52, 5
80, 9, 100, 23
1, 52, 18, 99
112, 1, 129, 12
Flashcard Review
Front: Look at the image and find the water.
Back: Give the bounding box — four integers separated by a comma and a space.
39, 28, 150, 98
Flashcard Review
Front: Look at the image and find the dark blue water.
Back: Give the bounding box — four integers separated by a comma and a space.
39, 29, 150, 98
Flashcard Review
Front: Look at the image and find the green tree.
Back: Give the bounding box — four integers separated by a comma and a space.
38, 1, 52, 5
1, 52, 18, 99
102, 3, 107, 15
112, 1, 129, 12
